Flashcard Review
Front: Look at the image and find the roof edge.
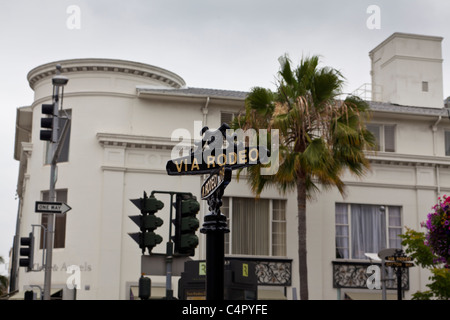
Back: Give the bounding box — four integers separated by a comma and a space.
369, 32, 444, 56
27, 58, 186, 90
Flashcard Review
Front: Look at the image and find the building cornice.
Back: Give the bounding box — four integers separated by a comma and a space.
369, 32, 443, 57
136, 87, 247, 107
96, 133, 450, 166
97, 132, 192, 150
367, 151, 450, 168
27, 58, 186, 90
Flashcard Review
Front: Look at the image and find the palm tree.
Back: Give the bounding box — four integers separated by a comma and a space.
232, 55, 375, 300
0, 256, 8, 297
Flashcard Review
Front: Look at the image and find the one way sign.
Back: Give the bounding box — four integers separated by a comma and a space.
35, 201, 72, 214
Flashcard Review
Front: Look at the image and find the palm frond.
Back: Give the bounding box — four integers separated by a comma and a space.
235, 55, 373, 199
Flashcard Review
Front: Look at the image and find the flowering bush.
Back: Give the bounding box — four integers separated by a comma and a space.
422, 195, 450, 266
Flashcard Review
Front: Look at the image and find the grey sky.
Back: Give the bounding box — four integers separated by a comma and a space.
1, 0, 450, 273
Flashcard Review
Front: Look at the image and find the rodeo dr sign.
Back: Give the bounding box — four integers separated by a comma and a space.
166, 123, 276, 176
201, 167, 232, 200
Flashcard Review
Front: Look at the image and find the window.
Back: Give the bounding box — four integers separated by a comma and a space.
422, 81, 429, 92
272, 200, 287, 256
45, 110, 71, 164
366, 123, 395, 152
220, 111, 236, 126
335, 203, 402, 260
223, 197, 287, 256
40, 189, 68, 249
388, 206, 402, 249
445, 131, 450, 156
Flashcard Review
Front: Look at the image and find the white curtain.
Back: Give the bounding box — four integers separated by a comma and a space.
351, 204, 386, 259
232, 198, 269, 255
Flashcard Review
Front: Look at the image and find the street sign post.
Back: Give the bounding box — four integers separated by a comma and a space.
167, 123, 269, 300
385, 255, 414, 268
384, 249, 414, 300
35, 201, 72, 214
385, 261, 414, 268
386, 255, 413, 262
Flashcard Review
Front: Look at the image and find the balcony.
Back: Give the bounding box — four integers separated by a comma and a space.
226, 256, 292, 286
332, 260, 409, 290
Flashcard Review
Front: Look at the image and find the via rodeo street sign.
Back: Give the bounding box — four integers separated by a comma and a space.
166, 124, 270, 176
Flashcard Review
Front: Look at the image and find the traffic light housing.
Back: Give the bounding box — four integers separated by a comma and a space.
129, 192, 164, 254
138, 275, 151, 300
19, 233, 34, 271
40, 103, 56, 142
172, 194, 200, 256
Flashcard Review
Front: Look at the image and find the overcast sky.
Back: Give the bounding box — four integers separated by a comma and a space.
1, 0, 450, 274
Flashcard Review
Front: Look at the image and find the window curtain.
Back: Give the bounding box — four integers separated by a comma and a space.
446, 131, 450, 156
366, 124, 381, 151
232, 198, 269, 255
351, 204, 386, 259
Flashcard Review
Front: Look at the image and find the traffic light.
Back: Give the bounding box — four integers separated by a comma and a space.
138, 275, 151, 300
129, 192, 164, 254
24, 290, 35, 300
172, 194, 200, 256
40, 103, 56, 142
19, 232, 34, 271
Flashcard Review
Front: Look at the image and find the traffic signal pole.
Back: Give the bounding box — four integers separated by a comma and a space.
42, 65, 69, 300
42, 83, 59, 301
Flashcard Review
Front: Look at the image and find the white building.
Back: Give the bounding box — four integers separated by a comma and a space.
370, 33, 444, 109
10, 32, 450, 300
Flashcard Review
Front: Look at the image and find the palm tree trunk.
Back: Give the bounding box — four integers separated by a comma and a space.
297, 177, 308, 300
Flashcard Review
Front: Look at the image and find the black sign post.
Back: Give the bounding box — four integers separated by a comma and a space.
166, 124, 269, 300
199, 166, 232, 301
385, 249, 414, 300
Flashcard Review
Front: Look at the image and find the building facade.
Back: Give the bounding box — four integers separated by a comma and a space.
10, 33, 450, 300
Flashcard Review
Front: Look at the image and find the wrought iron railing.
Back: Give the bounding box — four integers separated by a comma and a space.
332, 260, 409, 290
226, 257, 292, 286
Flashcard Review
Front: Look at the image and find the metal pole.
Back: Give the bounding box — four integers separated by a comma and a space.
381, 257, 386, 300
396, 267, 402, 300
150, 191, 193, 300
200, 185, 229, 301
43, 84, 60, 301
9, 198, 22, 292
165, 193, 174, 300
203, 214, 227, 300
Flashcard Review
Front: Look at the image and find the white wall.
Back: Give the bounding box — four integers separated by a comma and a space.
370, 33, 444, 109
